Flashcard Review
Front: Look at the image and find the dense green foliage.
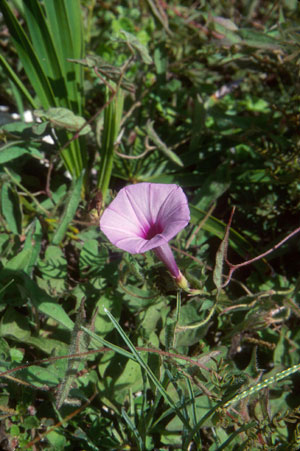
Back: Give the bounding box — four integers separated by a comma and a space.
1, 1, 300, 449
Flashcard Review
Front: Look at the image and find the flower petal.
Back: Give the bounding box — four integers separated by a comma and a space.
122, 183, 179, 226
114, 233, 167, 254
100, 182, 190, 254
156, 186, 190, 239
100, 206, 143, 238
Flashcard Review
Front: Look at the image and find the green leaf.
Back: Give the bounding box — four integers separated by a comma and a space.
193, 165, 230, 211
46, 431, 68, 450
27, 336, 68, 355
94, 293, 122, 337
113, 359, 143, 402
0, 268, 74, 330
154, 47, 167, 74
1, 121, 33, 134
0, 307, 31, 341
1, 183, 22, 235
52, 172, 84, 245
122, 285, 157, 310
238, 28, 282, 50
34, 108, 91, 135
37, 246, 67, 295
28, 281, 74, 331
31, 122, 48, 136
69, 56, 135, 93
25, 365, 62, 387
119, 29, 153, 64
212, 16, 238, 32
9, 346, 23, 362
38, 245, 67, 279
23, 219, 42, 275
79, 239, 108, 277
0, 142, 44, 164
4, 223, 41, 274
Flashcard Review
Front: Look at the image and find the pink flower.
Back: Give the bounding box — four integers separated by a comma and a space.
100, 183, 190, 287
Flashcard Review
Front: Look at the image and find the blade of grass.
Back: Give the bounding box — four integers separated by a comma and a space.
216, 422, 257, 450
0, 0, 55, 109
56, 129, 86, 179
97, 88, 124, 201
23, 0, 68, 106
1, 0, 86, 179
80, 326, 136, 361
121, 408, 144, 450
9, 79, 25, 120
104, 307, 192, 431
0, 54, 37, 109
44, 0, 84, 114
24, 0, 86, 178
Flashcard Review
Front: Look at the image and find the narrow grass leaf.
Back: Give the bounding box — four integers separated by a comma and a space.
97, 89, 124, 200
80, 326, 135, 361
42, 0, 86, 178
0, 54, 37, 108
23, 0, 67, 105
43, 0, 84, 113
104, 308, 191, 430
216, 422, 257, 450
0, 280, 14, 297
0, 0, 55, 109
121, 408, 144, 450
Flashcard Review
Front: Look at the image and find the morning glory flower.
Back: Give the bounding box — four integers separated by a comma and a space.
100, 183, 190, 288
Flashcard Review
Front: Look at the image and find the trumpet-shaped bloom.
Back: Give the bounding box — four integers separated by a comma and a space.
100, 183, 190, 286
